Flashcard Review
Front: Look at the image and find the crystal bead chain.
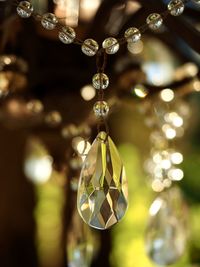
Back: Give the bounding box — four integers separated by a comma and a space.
15, 0, 195, 57
93, 50, 110, 128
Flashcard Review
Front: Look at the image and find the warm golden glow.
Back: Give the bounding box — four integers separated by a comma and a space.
80, 0, 101, 21
133, 84, 148, 98
184, 62, 198, 77
149, 198, 163, 216
54, 0, 79, 27
160, 88, 174, 102
171, 152, 183, 164
80, 84, 96, 101
152, 179, 164, 192
162, 124, 176, 139
127, 40, 144, 55
168, 168, 184, 181
193, 79, 200, 92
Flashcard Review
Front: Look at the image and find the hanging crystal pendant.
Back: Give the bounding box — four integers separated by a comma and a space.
145, 187, 188, 265
77, 131, 128, 230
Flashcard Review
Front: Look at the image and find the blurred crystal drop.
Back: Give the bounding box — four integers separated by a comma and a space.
102, 37, 119, 54
67, 210, 99, 267
168, 0, 185, 16
58, 26, 76, 44
124, 27, 141, 43
81, 39, 99, 56
146, 13, 163, 30
145, 187, 188, 265
77, 131, 128, 230
17, 1, 33, 18
41, 13, 58, 30
92, 73, 109, 89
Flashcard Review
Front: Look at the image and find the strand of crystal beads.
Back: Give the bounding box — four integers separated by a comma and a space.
92, 72, 109, 117
16, 0, 189, 57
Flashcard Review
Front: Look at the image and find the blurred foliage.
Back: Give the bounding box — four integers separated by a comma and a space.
34, 172, 64, 267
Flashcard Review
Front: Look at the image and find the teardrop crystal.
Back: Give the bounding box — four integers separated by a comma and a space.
145, 187, 188, 265
77, 131, 128, 230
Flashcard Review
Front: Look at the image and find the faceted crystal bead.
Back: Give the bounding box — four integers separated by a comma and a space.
124, 27, 141, 43
81, 39, 99, 56
168, 0, 185, 16
41, 13, 58, 30
93, 101, 109, 117
17, 1, 33, 18
146, 13, 163, 30
58, 26, 76, 44
102, 37, 119, 54
92, 73, 109, 90
77, 131, 128, 230
145, 188, 187, 265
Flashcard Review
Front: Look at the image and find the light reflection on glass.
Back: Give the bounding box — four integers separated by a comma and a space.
80, 85, 96, 101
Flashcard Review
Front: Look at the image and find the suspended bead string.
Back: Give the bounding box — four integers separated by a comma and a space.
15, 0, 195, 137
96, 50, 107, 101
94, 48, 110, 136
15, 0, 194, 56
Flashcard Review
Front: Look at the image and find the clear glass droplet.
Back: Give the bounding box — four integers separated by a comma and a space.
93, 101, 109, 117
146, 13, 163, 30
168, 0, 185, 16
102, 37, 119, 54
81, 39, 99, 56
145, 187, 188, 266
41, 13, 58, 30
58, 26, 76, 44
77, 131, 128, 230
124, 27, 141, 43
92, 73, 109, 89
17, 1, 33, 18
